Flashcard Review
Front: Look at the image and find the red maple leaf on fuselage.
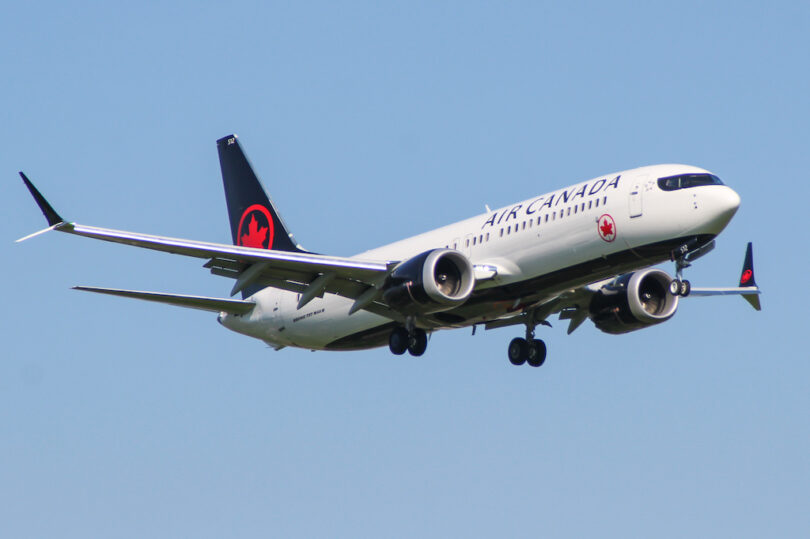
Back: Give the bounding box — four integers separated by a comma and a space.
600, 219, 614, 238
241, 214, 268, 248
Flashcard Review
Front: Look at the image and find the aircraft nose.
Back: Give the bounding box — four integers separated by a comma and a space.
722, 186, 741, 215
700, 185, 740, 235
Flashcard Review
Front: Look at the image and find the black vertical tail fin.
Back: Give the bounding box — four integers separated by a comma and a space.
216, 134, 306, 253
739, 242, 761, 311
738, 242, 757, 288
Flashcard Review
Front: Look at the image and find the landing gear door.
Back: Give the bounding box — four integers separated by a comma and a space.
629, 175, 645, 218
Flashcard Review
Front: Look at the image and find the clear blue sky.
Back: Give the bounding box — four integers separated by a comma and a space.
2, 2, 808, 537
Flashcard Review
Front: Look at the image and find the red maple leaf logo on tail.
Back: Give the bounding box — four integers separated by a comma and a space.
241, 214, 268, 248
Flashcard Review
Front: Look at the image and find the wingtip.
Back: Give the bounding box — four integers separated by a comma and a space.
19, 171, 64, 227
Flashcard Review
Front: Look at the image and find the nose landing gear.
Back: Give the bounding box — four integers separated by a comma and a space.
670, 239, 716, 297
669, 251, 692, 297
669, 277, 691, 297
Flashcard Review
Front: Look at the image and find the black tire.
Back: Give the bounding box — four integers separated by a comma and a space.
389, 327, 409, 355
527, 339, 547, 367
680, 280, 691, 297
407, 329, 428, 357
508, 338, 528, 366
669, 279, 681, 296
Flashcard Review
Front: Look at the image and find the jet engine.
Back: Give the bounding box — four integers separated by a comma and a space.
588, 269, 679, 334
382, 249, 475, 315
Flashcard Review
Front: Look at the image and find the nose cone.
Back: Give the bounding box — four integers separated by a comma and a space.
723, 186, 742, 214
717, 187, 740, 222
701, 186, 741, 234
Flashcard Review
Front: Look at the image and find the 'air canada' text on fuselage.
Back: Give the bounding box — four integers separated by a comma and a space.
481, 175, 621, 229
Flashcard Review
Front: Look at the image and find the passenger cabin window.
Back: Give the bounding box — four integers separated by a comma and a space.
658, 173, 723, 191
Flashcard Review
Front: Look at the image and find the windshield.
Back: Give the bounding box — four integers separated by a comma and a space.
658, 173, 724, 191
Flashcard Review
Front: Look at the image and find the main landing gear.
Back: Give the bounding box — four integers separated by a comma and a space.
389, 326, 428, 357
507, 323, 547, 367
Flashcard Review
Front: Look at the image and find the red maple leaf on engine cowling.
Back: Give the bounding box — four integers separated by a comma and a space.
600, 219, 614, 238
241, 214, 268, 248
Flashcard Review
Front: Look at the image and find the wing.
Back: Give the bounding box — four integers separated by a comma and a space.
484, 242, 762, 335
483, 287, 594, 335
18, 173, 403, 320
73, 286, 256, 314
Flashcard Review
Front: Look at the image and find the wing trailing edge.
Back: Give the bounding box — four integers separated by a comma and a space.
73, 286, 255, 314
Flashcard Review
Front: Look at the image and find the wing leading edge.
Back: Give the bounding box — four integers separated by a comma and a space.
17, 172, 401, 319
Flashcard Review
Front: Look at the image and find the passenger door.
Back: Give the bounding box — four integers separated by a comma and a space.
629, 175, 645, 218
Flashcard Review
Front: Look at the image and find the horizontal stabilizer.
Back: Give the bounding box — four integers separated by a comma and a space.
73, 286, 255, 314
687, 243, 761, 311
689, 287, 761, 297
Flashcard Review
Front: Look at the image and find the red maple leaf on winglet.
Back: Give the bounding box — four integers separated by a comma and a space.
600, 219, 614, 238
241, 214, 268, 248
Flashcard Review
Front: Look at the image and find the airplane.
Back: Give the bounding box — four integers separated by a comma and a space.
17, 134, 761, 367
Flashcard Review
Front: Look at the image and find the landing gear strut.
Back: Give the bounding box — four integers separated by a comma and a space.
388, 325, 428, 357
507, 321, 547, 367
669, 253, 692, 297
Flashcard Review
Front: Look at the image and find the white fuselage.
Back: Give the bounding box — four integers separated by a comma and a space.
219, 164, 741, 350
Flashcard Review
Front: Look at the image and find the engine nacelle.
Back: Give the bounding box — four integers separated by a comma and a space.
382, 249, 475, 315
589, 269, 679, 334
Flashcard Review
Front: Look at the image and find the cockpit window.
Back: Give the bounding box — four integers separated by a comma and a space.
658, 173, 724, 191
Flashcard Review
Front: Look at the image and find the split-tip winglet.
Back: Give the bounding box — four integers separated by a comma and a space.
19, 171, 64, 227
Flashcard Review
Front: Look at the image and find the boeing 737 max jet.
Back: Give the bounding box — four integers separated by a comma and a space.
18, 135, 761, 366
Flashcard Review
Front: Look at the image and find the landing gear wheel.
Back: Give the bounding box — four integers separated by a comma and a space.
669, 279, 681, 296
407, 329, 428, 357
389, 327, 409, 355
508, 338, 528, 366
679, 279, 691, 297
526, 339, 547, 367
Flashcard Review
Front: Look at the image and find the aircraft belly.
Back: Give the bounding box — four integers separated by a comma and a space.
277, 292, 390, 350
